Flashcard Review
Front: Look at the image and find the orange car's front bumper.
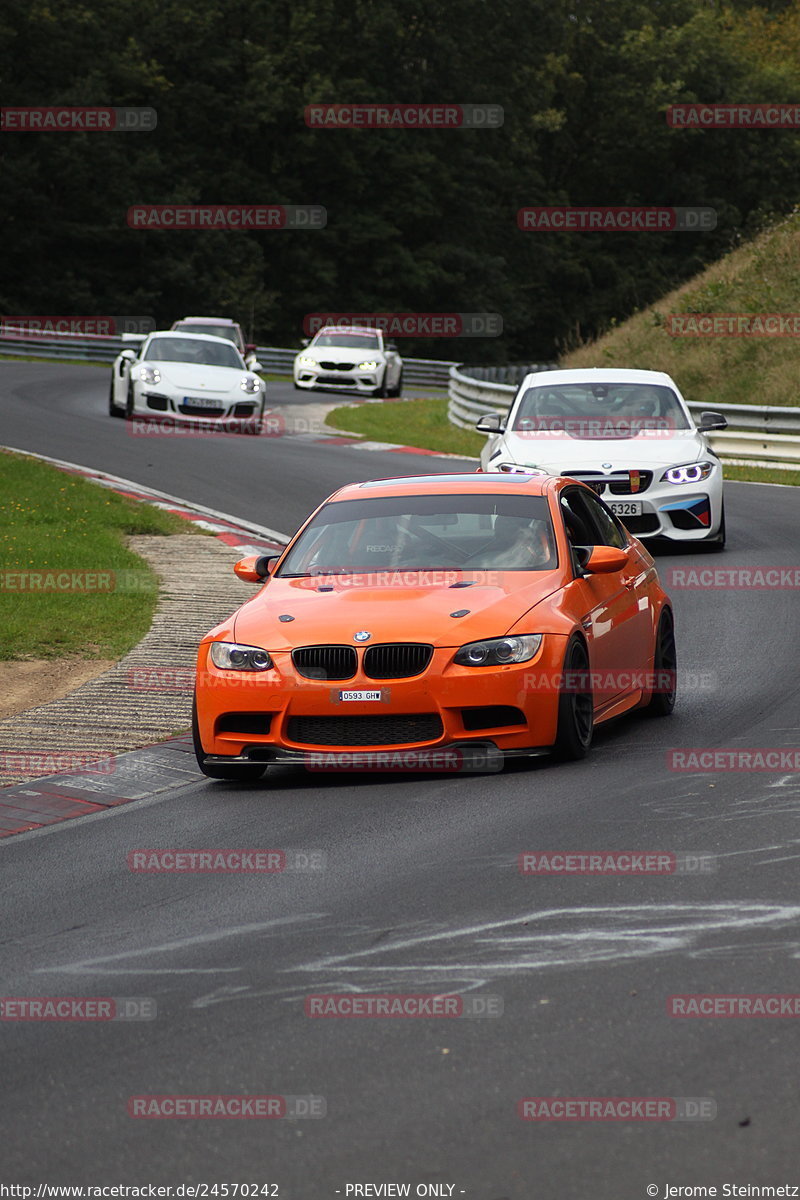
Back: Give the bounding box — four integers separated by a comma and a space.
194, 635, 570, 762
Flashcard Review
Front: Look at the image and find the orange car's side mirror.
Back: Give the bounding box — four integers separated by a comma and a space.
582, 546, 629, 575
233, 554, 278, 583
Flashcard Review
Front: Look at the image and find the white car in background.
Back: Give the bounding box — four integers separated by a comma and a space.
477, 367, 727, 549
293, 326, 403, 397
109, 331, 266, 432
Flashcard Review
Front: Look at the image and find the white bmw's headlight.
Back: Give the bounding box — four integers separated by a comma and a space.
139, 365, 160, 385
454, 634, 542, 667
240, 375, 261, 393
297, 355, 317, 368
496, 462, 544, 475
209, 642, 273, 671
358, 360, 380, 371
661, 461, 715, 485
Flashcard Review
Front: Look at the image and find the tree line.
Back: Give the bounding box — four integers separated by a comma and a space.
2, 0, 800, 362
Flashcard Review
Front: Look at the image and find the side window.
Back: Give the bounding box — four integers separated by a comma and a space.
578, 490, 628, 549
560, 491, 595, 548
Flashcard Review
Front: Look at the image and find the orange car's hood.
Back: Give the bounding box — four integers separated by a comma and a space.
232, 571, 563, 651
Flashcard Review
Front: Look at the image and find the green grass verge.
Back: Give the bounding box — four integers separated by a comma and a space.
0, 353, 109, 368
0, 354, 286, 382
722, 464, 800, 486
326, 396, 484, 458
0, 450, 190, 661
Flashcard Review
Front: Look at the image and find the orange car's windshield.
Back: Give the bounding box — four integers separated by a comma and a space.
277, 494, 557, 574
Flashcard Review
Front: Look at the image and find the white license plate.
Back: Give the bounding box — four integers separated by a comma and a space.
183, 396, 219, 409
339, 689, 383, 702
609, 501, 643, 517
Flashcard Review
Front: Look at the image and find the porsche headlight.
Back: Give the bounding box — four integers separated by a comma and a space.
661, 461, 715, 485
454, 634, 542, 667
240, 375, 261, 393
358, 360, 380, 371
297, 356, 317, 368
209, 642, 273, 671
139, 365, 160, 385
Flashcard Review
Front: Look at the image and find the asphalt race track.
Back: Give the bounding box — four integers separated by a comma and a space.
2, 362, 800, 1197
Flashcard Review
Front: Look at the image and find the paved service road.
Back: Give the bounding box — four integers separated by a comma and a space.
2, 361, 800, 1196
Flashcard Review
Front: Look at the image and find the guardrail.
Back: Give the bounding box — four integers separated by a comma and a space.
448, 364, 800, 466
0, 331, 456, 387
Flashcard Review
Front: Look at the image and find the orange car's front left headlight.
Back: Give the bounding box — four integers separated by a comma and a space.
454, 634, 543, 667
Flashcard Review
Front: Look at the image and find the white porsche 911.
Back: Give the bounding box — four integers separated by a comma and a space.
477, 368, 727, 549
293, 326, 403, 397
109, 331, 266, 432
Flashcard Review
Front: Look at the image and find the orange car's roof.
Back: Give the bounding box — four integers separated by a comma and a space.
328, 473, 558, 502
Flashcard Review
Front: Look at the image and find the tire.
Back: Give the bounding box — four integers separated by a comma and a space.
124, 382, 135, 421
553, 637, 594, 760
108, 376, 123, 418
646, 608, 677, 717
192, 699, 266, 781
373, 369, 388, 399
389, 369, 404, 398
703, 503, 726, 552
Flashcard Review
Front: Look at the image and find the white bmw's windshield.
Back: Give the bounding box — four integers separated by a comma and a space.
313, 333, 381, 350
512, 382, 690, 439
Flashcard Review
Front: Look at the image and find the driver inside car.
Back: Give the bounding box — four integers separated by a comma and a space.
489, 516, 553, 568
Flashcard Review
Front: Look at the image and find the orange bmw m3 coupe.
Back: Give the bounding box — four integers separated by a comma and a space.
193, 473, 676, 780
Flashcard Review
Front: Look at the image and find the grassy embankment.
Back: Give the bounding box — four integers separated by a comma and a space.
0, 450, 189, 661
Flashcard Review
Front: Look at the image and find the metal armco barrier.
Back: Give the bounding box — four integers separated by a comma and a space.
0, 331, 456, 387
448, 364, 800, 466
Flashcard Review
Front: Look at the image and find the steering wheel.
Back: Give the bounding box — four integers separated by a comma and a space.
390, 524, 473, 565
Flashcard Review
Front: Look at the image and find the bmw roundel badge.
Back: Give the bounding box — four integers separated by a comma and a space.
353, 631, 371, 642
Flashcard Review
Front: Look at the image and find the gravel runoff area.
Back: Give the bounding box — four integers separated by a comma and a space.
0, 533, 257, 787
